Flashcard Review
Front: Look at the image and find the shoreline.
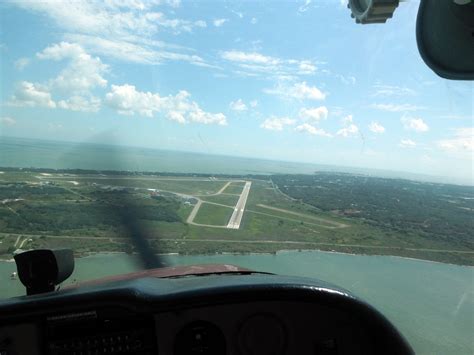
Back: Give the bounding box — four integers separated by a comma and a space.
3, 248, 471, 268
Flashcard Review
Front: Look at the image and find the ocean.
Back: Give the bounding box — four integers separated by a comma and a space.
0, 135, 464, 183
0, 251, 473, 355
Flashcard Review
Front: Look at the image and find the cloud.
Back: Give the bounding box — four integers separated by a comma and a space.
437, 127, 473, 153
399, 139, 417, 148
0, 117, 16, 126
37, 42, 108, 94
260, 117, 295, 131
231, 10, 244, 18
221, 51, 279, 65
220, 50, 317, 78
58, 95, 101, 112
229, 99, 247, 112
249, 100, 258, 108
64, 34, 210, 67
337, 124, 359, 137
371, 84, 416, 97
298, 0, 312, 12
368, 121, 385, 133
14, 57, 30, 71
337, 114, 359, 137
250, 17, 258, 24
12, 0, 210, 67
370, 103, 424, 112
335, 74, 356, 85
299, 106, 328, 122
105, 84, 227, 125
8, 81, 56, 108
295, 123, 331, 137
9, 43, 107, 112
401, 116, 429, 132
298, 61, 316, 75
264, 81, 326, 101
194, 20, 206, 28
213, 18, 227, 27
13, 1, 201, 36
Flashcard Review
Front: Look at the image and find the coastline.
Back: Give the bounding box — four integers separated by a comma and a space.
3, 248, 471, 268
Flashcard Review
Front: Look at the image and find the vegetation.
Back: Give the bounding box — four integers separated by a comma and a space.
201, 193, 239, 207
272, 173, 474, 251
0, 168, 472, 265
223, 183, 244, 195
193, 202, 233, 226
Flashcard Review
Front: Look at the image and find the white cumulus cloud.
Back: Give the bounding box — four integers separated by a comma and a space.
295, 123, 331, 137
9, 43, 106, 112
14, 57, 30, 71
37, 42, 108, 93
298, 61, 316, 74
399, 139, 417, 148
437, 127, 473, 153
264, 81, 326, 101
368, 121, 385, 133
229, 99, 247, 112
8, 81, 56, 108
58, 95, 101, 112
105, 84, 227, 125
221, 51, 279, 65
337, 114, 359, 137
299, 106, 328, 121
213, 18, 227, 27
260, 117, 295, 131
401, 116, 429, 132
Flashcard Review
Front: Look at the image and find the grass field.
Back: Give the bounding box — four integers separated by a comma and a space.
50, 176, 227, 195
201, 194, 240, 207
1, 169, 472, 265
250, 205, 344, 228
193, 202, 234, 226
223, 183, 243, 195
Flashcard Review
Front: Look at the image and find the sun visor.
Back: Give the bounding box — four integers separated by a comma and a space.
416, 0, 474, 80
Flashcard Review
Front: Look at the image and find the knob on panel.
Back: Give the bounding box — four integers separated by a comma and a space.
238, 314, 287, 355
174, 320, 226, 355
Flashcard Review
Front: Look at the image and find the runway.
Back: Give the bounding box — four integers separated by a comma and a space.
227, 181, 251, 229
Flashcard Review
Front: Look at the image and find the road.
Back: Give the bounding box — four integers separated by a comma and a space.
227, 181, 252, 229
186, 199, 203, 225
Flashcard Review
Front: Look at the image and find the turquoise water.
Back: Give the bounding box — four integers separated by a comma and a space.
1, 251, 473, 355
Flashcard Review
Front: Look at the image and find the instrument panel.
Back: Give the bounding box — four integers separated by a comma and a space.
1, 302, 370, 355
0, 273, 414, 355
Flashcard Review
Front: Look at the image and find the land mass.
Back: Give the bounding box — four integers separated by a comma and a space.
0, 168, 472, 265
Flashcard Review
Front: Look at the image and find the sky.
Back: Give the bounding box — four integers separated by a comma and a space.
0, 0, 472, 184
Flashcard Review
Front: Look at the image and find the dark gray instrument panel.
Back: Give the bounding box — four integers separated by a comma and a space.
0, 273, 414, 355
156, 301, 373, 355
